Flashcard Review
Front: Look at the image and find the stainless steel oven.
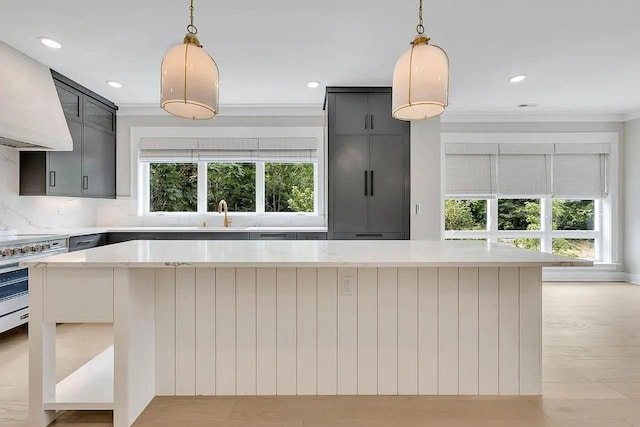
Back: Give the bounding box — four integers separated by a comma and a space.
0, 235, 68, 333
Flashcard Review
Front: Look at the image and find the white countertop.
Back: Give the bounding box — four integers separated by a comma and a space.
44, 226, 328, 237
23, 240, 592, 268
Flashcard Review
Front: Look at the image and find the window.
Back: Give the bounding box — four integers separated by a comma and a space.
265, 163, 314, 213
443, 136, 616, 263
150, 163, 198, 212
498, 199, 541, 231
445, 199, 487, 231
207, 163, 256, 212
145, 161, 316, 215
444, 198, 602, 260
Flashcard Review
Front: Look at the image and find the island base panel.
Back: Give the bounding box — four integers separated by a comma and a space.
30, 265, 542, 427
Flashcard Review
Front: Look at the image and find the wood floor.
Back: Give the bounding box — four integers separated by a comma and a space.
1, 282, 640, 426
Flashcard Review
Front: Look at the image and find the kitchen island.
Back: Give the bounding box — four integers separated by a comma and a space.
24, 240, 590, 427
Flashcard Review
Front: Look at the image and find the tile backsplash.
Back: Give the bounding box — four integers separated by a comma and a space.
0, 146, 99, 232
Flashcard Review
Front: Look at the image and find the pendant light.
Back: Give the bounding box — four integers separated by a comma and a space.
392, 0, 449, 121
161, 0, 219, 120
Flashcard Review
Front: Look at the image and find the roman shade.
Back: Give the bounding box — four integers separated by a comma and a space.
445, 142, 609, 199
139, 137, 318, 163
496, 144, 554, 197
445, 143, 497, 198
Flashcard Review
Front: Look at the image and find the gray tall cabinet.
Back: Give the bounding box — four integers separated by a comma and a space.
326, 87, 411, 240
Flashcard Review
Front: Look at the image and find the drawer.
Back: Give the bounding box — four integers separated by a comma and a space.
250, 232, 297, 240
107, 232, 178, 244
297, 232, 327, 240
332, 232, 405, 240
179, 232, 250, 240
68, 234, 106, 252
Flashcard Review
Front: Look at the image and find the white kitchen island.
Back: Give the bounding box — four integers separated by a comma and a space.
24, 240, 589, 427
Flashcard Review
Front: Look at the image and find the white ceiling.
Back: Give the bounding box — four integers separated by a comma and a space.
1, 0, 639, 114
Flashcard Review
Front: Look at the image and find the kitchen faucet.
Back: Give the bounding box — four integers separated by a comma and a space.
218, 200, 232, 228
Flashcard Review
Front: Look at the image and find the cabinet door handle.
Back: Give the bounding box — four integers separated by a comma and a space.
370, 170, 374, 196
364, 171, 368, 196
370, 114, 374, 130
364, 114, 369, 130
82, 175, 89, 190
49, 171, 56, 187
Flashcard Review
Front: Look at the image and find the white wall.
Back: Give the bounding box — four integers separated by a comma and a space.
0, 146, 99, 233
624, 118, 640, 283
410, 118, 442, 239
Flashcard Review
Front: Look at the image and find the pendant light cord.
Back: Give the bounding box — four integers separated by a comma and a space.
416, 0, 425, 35
187, 0, 198, 34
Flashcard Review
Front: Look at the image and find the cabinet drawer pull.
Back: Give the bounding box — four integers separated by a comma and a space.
83, 175, 89, 190
76, 240, 93, 246
355, 233, 383, 238
261, 233, 287, 238
49, 171, 56, 187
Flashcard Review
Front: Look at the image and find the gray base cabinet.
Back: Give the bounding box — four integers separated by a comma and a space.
19, 71, 117, 199
326, 87, 411, 240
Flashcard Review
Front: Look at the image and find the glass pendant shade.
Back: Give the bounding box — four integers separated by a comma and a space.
392, 38, 449, 121
161, 38, 219, 120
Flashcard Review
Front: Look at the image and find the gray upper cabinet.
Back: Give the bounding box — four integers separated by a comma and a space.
48, 120, 83, 196
82, 125, 116, 197
326, 87, 410, 240
55, 82, 82, 121
368, 93, 406, 133
20, 71, 117, 199
334, 93, 369, 134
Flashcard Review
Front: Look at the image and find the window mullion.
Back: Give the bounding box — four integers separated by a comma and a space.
541, 197, 552, 253
256, 162, 265, 214
197, 162, 208, 214
488, 198, 498, 243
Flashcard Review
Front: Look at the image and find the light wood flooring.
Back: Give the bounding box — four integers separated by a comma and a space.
1, 282, 640, 426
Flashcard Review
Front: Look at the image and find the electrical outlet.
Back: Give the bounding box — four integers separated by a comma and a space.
415, 203, 422, 215
341, 276, 354, 296
57, 204, 65, 215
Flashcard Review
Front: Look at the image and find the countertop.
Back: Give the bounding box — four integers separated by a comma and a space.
43, 226, 328, 237
23, 240, 593, 269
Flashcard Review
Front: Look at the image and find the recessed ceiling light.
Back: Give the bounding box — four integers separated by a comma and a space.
307, 81, 320, 89
509, 74, 527, 83
106, 81, 123, 88
38, 37, 62, 49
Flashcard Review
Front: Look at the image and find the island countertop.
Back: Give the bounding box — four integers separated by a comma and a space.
22, 239, 592, 268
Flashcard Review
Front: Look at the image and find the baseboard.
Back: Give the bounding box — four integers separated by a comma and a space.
543, 267, 628, 282
627, 273, 640, 284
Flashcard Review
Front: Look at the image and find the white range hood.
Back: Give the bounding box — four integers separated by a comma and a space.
0, 41, 72, 151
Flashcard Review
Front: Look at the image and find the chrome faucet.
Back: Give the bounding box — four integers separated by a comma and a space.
218, 199, 232, 228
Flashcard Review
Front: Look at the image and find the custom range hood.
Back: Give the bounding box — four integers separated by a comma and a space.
0, 41, 72, 150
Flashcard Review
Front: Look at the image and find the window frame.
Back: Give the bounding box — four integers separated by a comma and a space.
444, 197, 603, 261
143, 160, 319, 216
441, 131, 620, 265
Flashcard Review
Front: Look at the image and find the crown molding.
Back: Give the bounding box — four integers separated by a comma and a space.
117, 103, 637, 123
623, 110, 640, 122
117, 103, 324, 117
440, 111, 627, 123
